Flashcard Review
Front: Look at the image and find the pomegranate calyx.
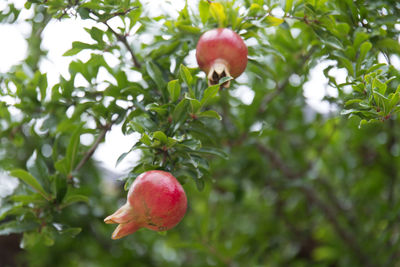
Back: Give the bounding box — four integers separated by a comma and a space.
104, 203, 135, 224
207, 59, 231, 88
104, 203, 142, 239
111, 221, 141, 240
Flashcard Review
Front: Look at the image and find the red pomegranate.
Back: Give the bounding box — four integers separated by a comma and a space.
104, 170, 187, 239
196, 28, 248, 88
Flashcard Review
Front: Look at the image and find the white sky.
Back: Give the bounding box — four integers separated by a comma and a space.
0, 0, 355, 175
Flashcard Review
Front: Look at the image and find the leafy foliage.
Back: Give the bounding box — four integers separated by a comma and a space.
1, 0, 400, 266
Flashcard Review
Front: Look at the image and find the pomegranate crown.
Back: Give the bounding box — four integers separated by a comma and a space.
196, 28, 248, 88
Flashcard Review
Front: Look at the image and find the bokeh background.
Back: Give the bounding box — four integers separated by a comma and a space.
1, 0, 400, 266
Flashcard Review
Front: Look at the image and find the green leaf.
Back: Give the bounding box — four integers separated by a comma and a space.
219, 76, 233, 85
264, 16, 284, 26
55, 175, 67, 203
128, 6, 142, 28
173, 98, 189, 126
61, 194, 89, 208
43, 232, 55, 246
167, 137, 177, 148
372, 78, 386, 95
10, 169, 52, 201
195, 177, 205, 191
0, 221, 38, 235
38, 73, 47, 101
199, 0, 210, 24
153, 131, 168, 144
63, 41, 98, 56
128, 114, 157, 134
63, 48, 82, 57
149, 40, 181, 59
86, 27, 104, 44
325, 36, 343, 50
55, 158, 69, 176
147, 103, 168, 116
344, 99, 363, 107
353, 32, 369, 50
21, 229, 54, 248
388, 92, 400, 111
359, 41, 372, 63
146, 61, 166, 91
195, 147, 229, 159
313, 246, 338, 261
373, 90, 389, 113
0, 204, 14, 220
168, 79, 181, 102
60, 227, 82, 237
10, 194, 46, 205
201, 84, 220, 107
358, 119, 368, 128
366, 63, 386, 73
66, 125, 83, 173
77, 6, 90, 19
209, 2, 226, 27
376, 38, 400, 54
140, 133, 152, 146
179, 64, 193, 93
26, 150, 50, 192
157, 231, 167, 236
337, 57, 354, 77
187, 97, 201, 113
175, 23, 201, 34
116, 150, 131, 167
198, 110, 222, 120
248, 4, 261, 17
285, 0, 294, 13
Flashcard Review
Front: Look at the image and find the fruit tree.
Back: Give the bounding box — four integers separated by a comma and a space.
1, 0, 400, 266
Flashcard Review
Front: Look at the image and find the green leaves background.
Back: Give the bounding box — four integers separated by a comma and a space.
1, 0, 400, 266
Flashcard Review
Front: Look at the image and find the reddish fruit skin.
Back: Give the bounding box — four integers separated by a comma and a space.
104, 170, 187, 239
196, 28, 248, 86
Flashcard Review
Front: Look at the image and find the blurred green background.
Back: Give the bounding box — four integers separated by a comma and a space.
1, 0, 400, 266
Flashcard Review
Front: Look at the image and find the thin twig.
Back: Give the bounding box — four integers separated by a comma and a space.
257, 78, 290, 114
88, 8, 141, 68
106, 7, 138, 19
256, 143, 298, 179
285, 15, 321, 25
72, 122, 112, 174
104, 21, 141, 68
258, 48, 315, 114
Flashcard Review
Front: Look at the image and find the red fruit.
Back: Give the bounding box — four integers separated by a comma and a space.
104, 170, 187, 239
196, 28, 248, 88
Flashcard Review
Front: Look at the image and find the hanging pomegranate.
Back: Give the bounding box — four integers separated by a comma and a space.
196, 28, 248, 88
104, 170, 187, 239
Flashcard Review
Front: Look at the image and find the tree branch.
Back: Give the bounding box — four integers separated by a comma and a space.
88, 8, 141, 68
255, 142, 374, 267
256, 143, 298, 179
257, 78, 290, 114
299, 185, 373, 267
258, 48, 316, 114
285, 15, 321, 25
72, 122, 112, 174
106, 7, 138, 19
104, 21, 141, 68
